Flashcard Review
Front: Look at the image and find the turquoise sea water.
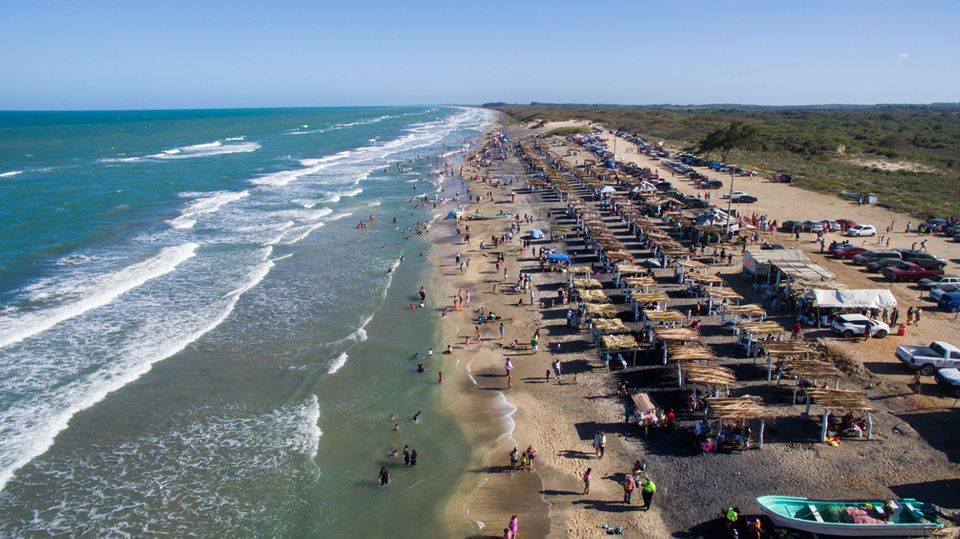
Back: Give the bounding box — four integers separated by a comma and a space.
0, 106, 491, 536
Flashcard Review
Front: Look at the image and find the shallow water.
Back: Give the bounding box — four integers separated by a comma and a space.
0, 106, 491, 536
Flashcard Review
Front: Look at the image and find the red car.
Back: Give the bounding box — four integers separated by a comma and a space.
833, 245, 870, 259
836, 218, 858, 231
882, 261, 945, 281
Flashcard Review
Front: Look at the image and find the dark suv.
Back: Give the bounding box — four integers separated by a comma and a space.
899, 249, 948, 270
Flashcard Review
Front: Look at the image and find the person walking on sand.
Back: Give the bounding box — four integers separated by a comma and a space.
582, 467, 592, 494
509, 447, 520, 470
508, 515, 518, 538
640, 477, 656, 510
593, 432, 603, 458
623, 473, 636, 504
530, 335, 539, 354
499, 322, 505, 342
525, 445, 537, 470
552, 359, 562, 383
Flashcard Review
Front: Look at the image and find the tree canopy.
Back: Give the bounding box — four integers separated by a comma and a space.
697, 121, 760, 162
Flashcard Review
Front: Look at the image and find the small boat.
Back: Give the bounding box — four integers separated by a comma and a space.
757, 495, 944, 537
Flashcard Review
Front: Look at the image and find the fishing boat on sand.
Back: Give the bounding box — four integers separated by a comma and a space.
757, 495, 944, 537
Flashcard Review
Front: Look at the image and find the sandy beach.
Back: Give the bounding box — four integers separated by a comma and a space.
427, 114, 959, 538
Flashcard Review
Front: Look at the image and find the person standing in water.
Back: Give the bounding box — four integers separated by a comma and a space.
378, 466, 390, 487
410, 449, 418, 466
403, 445, 411, 466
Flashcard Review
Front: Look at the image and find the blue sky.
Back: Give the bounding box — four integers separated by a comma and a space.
1, 0, 958, 109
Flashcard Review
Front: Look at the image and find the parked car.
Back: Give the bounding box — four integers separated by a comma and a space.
919, 275, 960, 290
896, 341, 960, 375
835, 218, 858, 231
780, 220, 804, 233
899, 250, 948, 270
699, 179, 723, 189
918, 218, 949, 233
930, 284, 960, 302
939, 291, 960, 312
801, 220, 825, 233
883, 261, 945, 281
760, 242, 785, 250
851, 249, 900, 266
830, 314, 890, 339
865, 257, 908, 273
730, 193, 758, 203
833, 245, 870, 259
828, 240, 854, 256
845, 224, 877, 237
822, 220, 842, 232
934, 367, 960, 397
773, 172, 795, 183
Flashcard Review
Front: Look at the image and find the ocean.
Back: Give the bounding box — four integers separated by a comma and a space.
0, 106, 492, 536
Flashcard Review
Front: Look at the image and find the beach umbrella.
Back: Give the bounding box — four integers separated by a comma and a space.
528, 229, 544, 239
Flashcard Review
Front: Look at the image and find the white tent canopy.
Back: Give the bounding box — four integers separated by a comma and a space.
599, 185, 617, 194
812, 289, 897, 309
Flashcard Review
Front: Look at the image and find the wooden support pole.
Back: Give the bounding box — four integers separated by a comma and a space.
867, 413, 873, 441
759, 420, 766, 449
820, 409, 830, 443
766, 353, 774, 381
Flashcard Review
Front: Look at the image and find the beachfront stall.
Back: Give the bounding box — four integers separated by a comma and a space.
803, 389, 874, 442
703, 396, 776, 449
760, 341, 817, 380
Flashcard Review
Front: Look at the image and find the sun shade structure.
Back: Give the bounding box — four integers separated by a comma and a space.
604, 251, 635, 262
739, 321, 785, 334
804, 388, 874, 442
668, 343, 718, 361
578, 289, 611, 303
704, 396, 776, 448
601, 334, 641, 351
810, 289, 897, 309
572, 278, 603, 290
653, 327, 700, 341
591, 318, 630, 334
724, 304, 767, 316
683, 363, 737, 387
760, 341, 818, 379
622, 276, 657, 288
567, 266, 594, 274
644, 310, 684, 322
632, 292, 669, 303
585, 303, 618, 318
616, 265, 648, 275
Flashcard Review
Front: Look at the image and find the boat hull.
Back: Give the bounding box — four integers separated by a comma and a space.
757, 496, 942, 537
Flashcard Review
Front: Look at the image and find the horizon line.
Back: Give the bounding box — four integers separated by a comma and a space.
2, 101, 960, 113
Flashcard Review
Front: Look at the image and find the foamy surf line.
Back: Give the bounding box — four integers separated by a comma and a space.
0, 243, 199, 349
0, 247, 290, 493
0, 170, 23, 178
101, 139, 259, 163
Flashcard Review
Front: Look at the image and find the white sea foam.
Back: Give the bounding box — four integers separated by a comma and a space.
327, 352, 349, 374
0, 243, 199, 350
279, 222, 325, 245
0, 170, 22, 178
101, 139, 260, 163
0, 247, 285, 493
169, 190, 250, 229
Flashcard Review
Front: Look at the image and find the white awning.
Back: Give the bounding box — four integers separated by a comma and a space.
812, 289, 897, 309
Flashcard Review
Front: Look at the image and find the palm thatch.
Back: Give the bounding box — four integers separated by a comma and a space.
781, 359, 844, 379
604, 251, 635, 262
704, 396, 775, 420
653, 327, 700, 341
805, 388, 872, 411
683, 364, 737, 387
601, 334, 641, 351
622, 276, 657, 288
616, 265, 648, 275
644, 310, 684, 322
708, 288, 743, 300
591, 318, 630, 334
723, 304, 767, 316
739, 321, 785, 334
761, 341, 815, 355
572, 278, 603, 290
567, 266, 594, 274
585, 303, 618, 318
668, 343, 718, 361
632, 292, 669, 303
579, 289, 611, 303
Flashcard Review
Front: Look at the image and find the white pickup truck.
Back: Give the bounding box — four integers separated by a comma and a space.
896, 341, 960, 375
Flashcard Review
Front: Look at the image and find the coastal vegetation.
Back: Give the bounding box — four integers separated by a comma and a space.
485, 103, 960, 218
545, 126, 593, 137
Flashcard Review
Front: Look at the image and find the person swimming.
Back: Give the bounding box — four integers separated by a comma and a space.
413, 411, 422, 423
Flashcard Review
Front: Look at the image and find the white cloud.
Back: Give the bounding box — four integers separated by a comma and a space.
895, 52, 910, 64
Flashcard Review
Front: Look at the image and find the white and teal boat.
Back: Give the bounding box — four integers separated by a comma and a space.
757, 495, 944, 537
